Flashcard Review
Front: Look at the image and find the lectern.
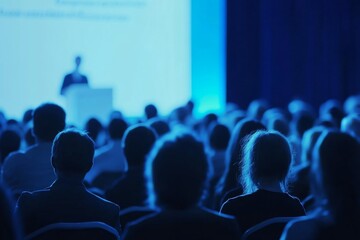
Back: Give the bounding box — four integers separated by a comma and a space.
64, 85, 113, 127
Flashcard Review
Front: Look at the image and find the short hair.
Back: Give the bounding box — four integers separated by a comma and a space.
144, 104, 158, 120
148, 118, 170, 137
146, 132, 208, 209
313, 131, 360, 220
0, 129, 21, 163
84, 117, 103, 142
123, 125, 157, 166
33, 103, 66, 142
301, 126, 325, 164
51, 129, 94, 176
292, 111, 315, 139
108, 118, 128, 140
242, 131, 292, 193
209, 123, 230, 151
341, 114, 360, 139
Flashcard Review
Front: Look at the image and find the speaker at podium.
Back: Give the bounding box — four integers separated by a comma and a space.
64, 85, 113, 127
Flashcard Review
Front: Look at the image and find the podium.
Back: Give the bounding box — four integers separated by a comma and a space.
64, 85, 113, 127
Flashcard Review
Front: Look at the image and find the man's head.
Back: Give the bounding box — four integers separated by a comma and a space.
75, 56, 82, 68
108, 118, 128, 140
32, 103, 66, 142
51, 129, 94, 177
123, 124, 157, 166
146, 132, 208, 209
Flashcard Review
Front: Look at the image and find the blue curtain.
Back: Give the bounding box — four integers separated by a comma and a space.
226, 0, 360, 109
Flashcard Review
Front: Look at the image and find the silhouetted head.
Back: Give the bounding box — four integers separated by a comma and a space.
123, 124, 156, 166
216, 118, 266, 195
146, 132, 208, 209
0, 129, 21, 163
85, 117, 103, 143
344, 95, 360, 115
32, 103, 66, 142
75, 56, 82, 68
108, 118, 128, 140
144, 104, 158, 120
291, 111, 315, 139
341, 114, 360, 140
186, 100, 195, 115
203, 113, 218, 130
312, 131, 360, 222
22, 109, 33, 126
144, 104, 158, 119
247, 99, 269, 120
148, 118, 170, 137
301, 126, 325, 164
319, 100, 344, 129
288, 99, 313, 115
209, 123, 230, 151
268, 117, 290, 136
51, 129, 94, 178
242, 131, 292, 193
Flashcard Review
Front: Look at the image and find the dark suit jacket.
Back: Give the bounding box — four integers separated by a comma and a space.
105, 166, 147, 210
16, 178, 121, 235
60, 73, 88, 95
122, 206, 242, 240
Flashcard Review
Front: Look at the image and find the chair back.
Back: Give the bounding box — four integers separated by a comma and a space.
242, 217, 300, 240
25, 221, 119, 240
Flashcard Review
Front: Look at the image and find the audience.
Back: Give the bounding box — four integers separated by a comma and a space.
1, 96, 359, 239
220, 131, 305, 233
215, 118, 266, 208
122, 132, 241, 240
341, 113, 360, 141
85, 117, 129, 190
0, 129, 21, 164
144, 104, 158, 120
208, 123, 231, 182
84, 117, 105, 148
2, 103, 66, 198
0, 182, 22, 240
281, 131, 360, 239
15, 129, 121, 236
288, 126, 325, 204
148, 117, 170, 137
105, 124, 157, 210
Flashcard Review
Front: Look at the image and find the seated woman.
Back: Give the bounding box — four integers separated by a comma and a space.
220, 130, 305, 232
281, 131, 360, 240
122, 132, 241, 240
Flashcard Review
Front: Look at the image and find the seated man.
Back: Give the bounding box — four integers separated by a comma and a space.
15, 129, 121, 236
2, 103, 66, 198
122, 132, 241, 240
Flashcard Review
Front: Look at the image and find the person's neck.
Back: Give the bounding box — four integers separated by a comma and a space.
257, 180, 283, 193
56, 172, 85, 183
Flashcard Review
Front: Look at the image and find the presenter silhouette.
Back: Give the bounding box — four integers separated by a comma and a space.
60, 56, 89, 95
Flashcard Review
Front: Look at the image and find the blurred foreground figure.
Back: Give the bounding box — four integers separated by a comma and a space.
15, 129, 121, 236
123, 132, 241, 240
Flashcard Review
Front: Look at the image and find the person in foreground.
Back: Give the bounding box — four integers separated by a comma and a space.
220, 130, 305, 232
122, 132, 241, 240
15, 129, 121, 236
2, 103, 66, 199
281, 131, 360, 240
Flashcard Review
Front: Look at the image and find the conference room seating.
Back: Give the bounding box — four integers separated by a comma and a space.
242, 217, 300, 240
25, 221, 120, 240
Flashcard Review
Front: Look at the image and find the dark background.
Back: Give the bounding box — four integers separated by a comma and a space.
226, 0, 360, 109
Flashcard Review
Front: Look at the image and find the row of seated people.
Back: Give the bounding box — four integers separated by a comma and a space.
0, 95, 359, 239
